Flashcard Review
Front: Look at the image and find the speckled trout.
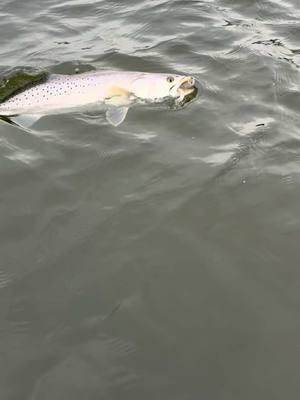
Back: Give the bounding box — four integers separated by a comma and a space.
0, 70, 197, 127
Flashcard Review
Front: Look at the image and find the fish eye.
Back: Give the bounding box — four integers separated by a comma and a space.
166, 76, 174, 83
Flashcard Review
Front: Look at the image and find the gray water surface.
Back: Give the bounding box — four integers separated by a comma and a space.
1, 0, 300, 399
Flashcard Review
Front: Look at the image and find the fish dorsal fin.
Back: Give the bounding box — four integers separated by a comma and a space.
10, 114, 42, 129
106, 107, 129, 126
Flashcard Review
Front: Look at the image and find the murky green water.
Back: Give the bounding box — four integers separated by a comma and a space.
0, 0, 300, 399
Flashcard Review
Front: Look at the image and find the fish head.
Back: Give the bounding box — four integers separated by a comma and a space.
131, 73, 197, 104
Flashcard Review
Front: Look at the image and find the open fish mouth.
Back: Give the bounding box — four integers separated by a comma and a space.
179, 76, 195, 90
170, 76, 198, 108
176, 76, 197, 98
167, 85, 198, 110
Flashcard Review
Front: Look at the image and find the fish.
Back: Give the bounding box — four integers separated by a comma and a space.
0, 70, 197, 128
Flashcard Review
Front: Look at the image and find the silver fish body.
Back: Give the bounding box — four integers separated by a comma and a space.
0, 70, 197, 127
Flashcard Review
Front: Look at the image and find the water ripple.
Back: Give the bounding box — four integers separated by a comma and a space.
1, 0, 300, 398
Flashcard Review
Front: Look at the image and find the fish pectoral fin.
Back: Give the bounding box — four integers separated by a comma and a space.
10, 114, 42, 129
108, 86, 131, 97
105, 86, 133, 107
106, 107, 129, 127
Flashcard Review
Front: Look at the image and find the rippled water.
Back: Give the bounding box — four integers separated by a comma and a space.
1, 0, 300, 399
